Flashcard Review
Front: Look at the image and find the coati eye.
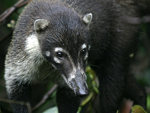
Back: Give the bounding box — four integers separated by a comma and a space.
81, 48, 86, 55
56, 52, 64, 59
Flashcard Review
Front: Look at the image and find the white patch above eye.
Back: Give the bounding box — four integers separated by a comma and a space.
81, 44, 87, 49
45, 51, 50, 57
55, 47, 64, 52
54, 57, 61, 63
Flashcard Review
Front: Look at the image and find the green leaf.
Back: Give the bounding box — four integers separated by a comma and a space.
131, 105, 147, 113
147, 95, 150, 112
43, 106, 58, 113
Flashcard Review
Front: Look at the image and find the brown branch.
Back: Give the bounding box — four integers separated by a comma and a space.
0, 84, 58, 112
17, 0, 31, 8
0, 98, 32, 113
0, 0, 31, 23
32, 84, 57, 111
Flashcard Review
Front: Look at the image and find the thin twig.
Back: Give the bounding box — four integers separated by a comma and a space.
0, 98, 32, 113
0, 0, 31, 23
32, 84, 57, 111
18, 0, 31, 8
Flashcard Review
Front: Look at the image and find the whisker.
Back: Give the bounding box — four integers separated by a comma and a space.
88, 64, 101, 68
42, 69, 56, 80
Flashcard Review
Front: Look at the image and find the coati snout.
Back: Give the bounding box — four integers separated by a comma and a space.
69, 70, 89, 95
62, 68, 89, 95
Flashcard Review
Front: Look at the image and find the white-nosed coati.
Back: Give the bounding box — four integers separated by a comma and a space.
4, 0, 147, 113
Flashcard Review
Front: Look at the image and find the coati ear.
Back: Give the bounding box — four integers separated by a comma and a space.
34, 19, 49, 31
83, 13, 93, 24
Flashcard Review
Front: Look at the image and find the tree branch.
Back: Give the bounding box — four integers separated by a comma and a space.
0, 98, 32, 113
0, 0, 31, 23
32, 84, 57, 111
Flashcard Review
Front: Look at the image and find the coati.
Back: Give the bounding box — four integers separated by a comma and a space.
4, 0, 147, 113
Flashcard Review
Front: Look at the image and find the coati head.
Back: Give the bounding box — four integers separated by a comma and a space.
34, 12, 92, 95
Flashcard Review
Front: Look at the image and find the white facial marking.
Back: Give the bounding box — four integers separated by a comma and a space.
68, 74, 75, 82
55, 47, 64, 52
54, 47, 65, 63
54, 57, 61, 63
25, 34, 41, 54
84, 53, 88, 60
81, 44, 87, 49
81, 44, 88, 60
45, 51, 50, 57
77, 63, 87, 79
68, 68, 76, 82
54, 47, 77, 81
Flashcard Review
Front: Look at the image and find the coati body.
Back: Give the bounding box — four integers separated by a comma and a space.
4, 0, 146, 113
